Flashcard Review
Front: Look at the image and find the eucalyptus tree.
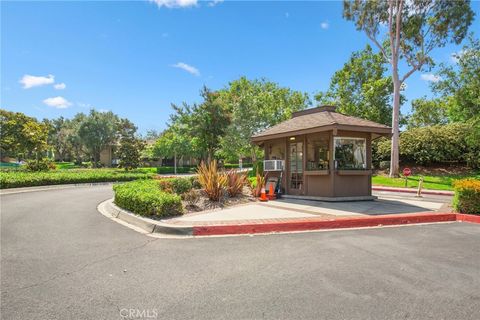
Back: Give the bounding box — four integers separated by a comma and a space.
343, 0, 474, 176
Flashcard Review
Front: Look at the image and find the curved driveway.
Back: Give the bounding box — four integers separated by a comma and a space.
1, 185, 480, 320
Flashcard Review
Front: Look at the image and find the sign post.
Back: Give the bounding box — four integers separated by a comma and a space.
403, 168, 412, 187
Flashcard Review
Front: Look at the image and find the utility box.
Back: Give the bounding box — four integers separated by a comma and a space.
264, 160, 284, 172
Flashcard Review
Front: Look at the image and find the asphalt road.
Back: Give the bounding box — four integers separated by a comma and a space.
1, 185, 479, 320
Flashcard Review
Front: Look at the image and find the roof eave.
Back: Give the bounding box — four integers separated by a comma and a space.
251, 124, 391, 143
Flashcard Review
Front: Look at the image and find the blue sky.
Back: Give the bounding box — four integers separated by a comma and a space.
2, 0, 479, 133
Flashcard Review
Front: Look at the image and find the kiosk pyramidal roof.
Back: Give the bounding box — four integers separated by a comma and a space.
252, 105, 391, 142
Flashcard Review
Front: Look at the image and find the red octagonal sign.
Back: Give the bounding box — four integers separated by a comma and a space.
403, 168, 412, 177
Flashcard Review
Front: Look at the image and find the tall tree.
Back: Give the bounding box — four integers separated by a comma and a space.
0, 109, 49, 160
343, 0, 474, 176
407, 97, 449, 129
68, 113, 87, 165
44, 117, 74, 162
116, 119, 145, 170
77, 110, 119, 167
315, 45, 400, 126
432, 35, 480, 122
170, 86, 230, 161
153, 127, 192, 174
219, 77, 309, 161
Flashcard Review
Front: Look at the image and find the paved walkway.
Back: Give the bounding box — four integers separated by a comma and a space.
171, 191, 451, 225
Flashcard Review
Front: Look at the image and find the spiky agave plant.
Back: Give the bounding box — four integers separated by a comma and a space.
196, 160, 227, 201
226, 169, 247, 197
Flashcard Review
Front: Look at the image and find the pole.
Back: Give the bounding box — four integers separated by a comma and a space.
174, 151, 177, 175
416, 177, 424, 197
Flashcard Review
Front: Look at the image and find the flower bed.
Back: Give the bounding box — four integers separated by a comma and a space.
0, 169, 155, 189
113, 180, 183, 217
453, 179, 480, 215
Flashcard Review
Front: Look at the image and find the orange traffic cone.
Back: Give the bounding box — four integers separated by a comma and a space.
268, 183, 276, 200
259, 186, 268, 202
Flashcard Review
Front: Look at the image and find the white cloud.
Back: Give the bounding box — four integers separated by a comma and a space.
320, 21, 329, 30
53, 82, 66, 90
171, 62, 200, 76
420, 73, 442, 83
78, 102, 93, 108
208, 0, 223, 7
43, 96, 72, 109
19, 74, 55, 89
149, 0, 197, 8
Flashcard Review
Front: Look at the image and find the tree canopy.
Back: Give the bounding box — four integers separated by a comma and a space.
343, 0, 474, 176
432, 35, 480, 122
315, 45, 400, 126
219, 77, 309, 161
77, 110, 120, 166
0, 109, 49, 159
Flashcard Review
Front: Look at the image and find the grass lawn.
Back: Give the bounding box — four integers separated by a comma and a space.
372, 172, 480, 191
55, 162, 81, 169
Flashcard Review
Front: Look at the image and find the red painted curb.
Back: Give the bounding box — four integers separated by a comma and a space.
456, 213, 480, 224
372, 186, 454, 196
192, 213, 457, 236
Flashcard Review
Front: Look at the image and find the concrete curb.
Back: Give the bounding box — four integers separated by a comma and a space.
192, 212, 458, 236
372, 186, 454, 196
101, 199, 193, 236
99, 198, 480, 237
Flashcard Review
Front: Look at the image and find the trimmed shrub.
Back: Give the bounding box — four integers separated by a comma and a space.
0, 169, 154, 189
453, 179, 480, 215
25, 158, 56, 172
189, 176, 202, 189
155, 177, 192, 195
223, 163, 253, 169
156, 166, 195, 174
373, 122, 480, 168
157, 179, 174, 193
113, 180, 183, 217
171, 177, 192, 194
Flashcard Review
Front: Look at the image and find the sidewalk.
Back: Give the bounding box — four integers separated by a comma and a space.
98, 190, 480, 237
372, 185, 454, 196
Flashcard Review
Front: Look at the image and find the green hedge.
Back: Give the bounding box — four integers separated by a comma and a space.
373, 122, 480, 168
223, 163, 253, 169
156, 177, 192, 194
0, 169, 155, 189
453, 179, 480, 215
156, 166, 195, 174
113, 180, 183, 217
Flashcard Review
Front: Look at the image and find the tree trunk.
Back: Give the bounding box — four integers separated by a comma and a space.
174, 152, 177, 175
390, 71, 401, 178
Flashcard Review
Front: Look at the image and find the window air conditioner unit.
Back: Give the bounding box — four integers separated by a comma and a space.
264, 160, 284, 171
